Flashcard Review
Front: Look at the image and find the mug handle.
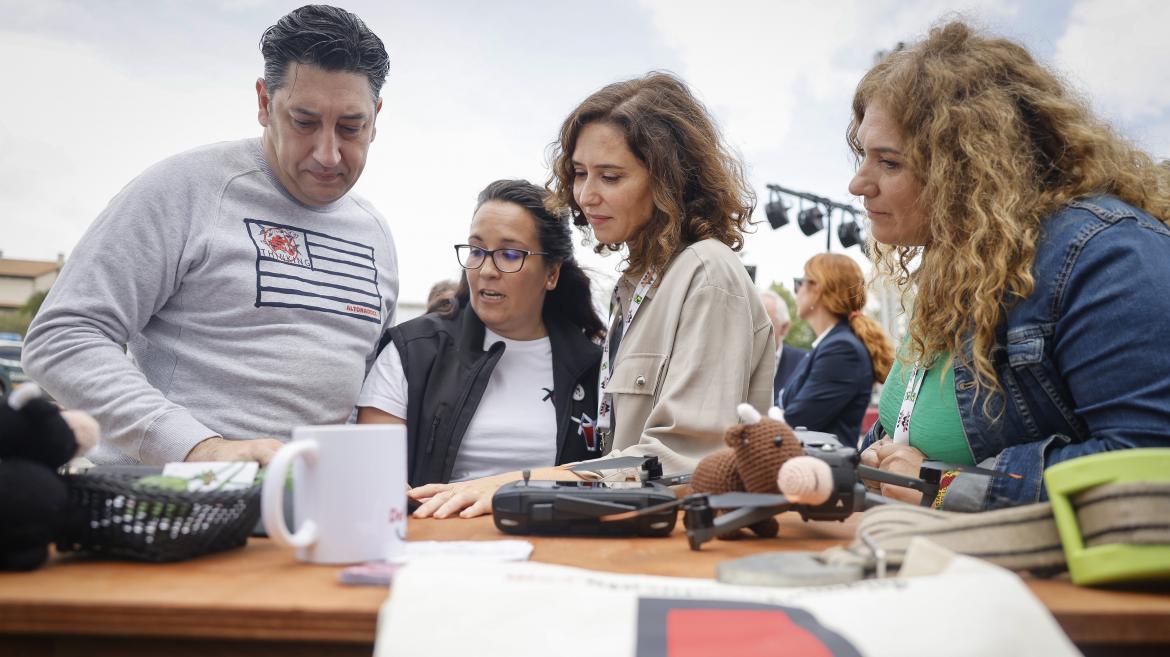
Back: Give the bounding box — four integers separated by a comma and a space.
262, 440, 319, 548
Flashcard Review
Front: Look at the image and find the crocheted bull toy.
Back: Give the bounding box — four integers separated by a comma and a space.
0, 384, 99, 570
690, 403, 803, 539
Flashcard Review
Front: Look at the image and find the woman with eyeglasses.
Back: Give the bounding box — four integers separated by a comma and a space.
356, 179, 603, 490
853, 22, 1170, 510
408, 71, 774, 519
781, 254, 893, 446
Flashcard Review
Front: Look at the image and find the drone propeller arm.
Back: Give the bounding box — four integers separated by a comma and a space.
857, 465, 942, 507
857, 464, 930, 493
685, 502, 792, 550
713, 503, 793, 532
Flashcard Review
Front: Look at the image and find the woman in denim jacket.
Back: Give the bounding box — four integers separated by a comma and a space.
851, 21, 1170, 511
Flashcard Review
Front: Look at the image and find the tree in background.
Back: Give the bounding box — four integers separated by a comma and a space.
772, 282, 814, 350
0, 289, 50, 337
0, 313, 29, 337
21, 290, 47, 317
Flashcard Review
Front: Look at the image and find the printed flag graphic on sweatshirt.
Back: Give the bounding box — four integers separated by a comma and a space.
245, 218, 382, 323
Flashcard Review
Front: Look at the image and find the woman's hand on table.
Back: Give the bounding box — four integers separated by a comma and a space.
409, 467, 580, 519
409, 477, 502, 519
869, 440, 926, 505
859, 437, 886, 492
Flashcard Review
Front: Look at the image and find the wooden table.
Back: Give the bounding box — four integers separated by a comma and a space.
1, 514, 1168, 656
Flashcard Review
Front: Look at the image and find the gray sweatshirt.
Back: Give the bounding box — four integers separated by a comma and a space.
23, 138, 398, 465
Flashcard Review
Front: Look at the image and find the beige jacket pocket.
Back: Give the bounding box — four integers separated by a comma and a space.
605, 353, 668, 396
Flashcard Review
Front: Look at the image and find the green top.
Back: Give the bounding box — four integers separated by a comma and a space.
878, 350, 975, 465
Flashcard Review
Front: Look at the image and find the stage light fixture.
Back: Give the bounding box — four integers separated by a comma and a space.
765, 197, 789, 229
838, 219, 863, 249
797, 206, 824, 236
765, 183, 866, 252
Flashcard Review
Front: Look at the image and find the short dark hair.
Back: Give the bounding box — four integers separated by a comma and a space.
447, 180, 605, 340
259, 5, 389, 101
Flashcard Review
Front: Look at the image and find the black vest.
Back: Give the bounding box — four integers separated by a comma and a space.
386, 304, 601, 487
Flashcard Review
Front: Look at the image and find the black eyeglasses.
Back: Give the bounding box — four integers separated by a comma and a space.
793, 277, 806, 293
454, 244, 548, 273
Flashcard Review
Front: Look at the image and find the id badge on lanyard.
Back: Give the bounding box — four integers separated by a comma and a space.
892, 361, 925, 445
596, 270, 657, 448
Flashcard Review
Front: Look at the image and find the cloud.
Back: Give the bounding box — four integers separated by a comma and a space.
638, 1, 860, 155
1053, 0, 1170, 156
1055, 0, 1170, 121
0, 30, 258, 261
639, 0, 1018, 154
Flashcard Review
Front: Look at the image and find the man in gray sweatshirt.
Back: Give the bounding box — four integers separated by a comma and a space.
22, 5, 398, 466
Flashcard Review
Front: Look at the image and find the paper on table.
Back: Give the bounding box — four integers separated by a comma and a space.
339, 540, 534, 587
389, 539, 534, 563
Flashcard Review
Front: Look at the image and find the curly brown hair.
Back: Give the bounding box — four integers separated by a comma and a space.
848, 20, 1170, 413
547, 71, 755, 278
804, 254, 894, 383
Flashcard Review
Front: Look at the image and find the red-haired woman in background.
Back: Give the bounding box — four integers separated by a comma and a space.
782, 253, 893, 446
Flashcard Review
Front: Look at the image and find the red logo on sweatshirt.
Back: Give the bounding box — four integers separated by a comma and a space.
260, 227, 302, 260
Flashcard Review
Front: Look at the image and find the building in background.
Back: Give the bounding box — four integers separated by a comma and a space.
0, 253, 63, 313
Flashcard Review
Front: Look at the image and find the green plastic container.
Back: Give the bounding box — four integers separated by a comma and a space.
1045, 449, 1170, 587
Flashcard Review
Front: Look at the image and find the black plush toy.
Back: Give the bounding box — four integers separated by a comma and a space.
0, 384, 99, 570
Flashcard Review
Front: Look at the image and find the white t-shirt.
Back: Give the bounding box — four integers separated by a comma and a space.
357, 328, 558, 482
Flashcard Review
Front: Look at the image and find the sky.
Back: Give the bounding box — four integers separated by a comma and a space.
2, 0, 1168, 313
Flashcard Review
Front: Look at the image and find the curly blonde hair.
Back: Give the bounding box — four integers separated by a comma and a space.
848, 20, 1170, 413
547, 72, 755, 278
804, 254, 894, 383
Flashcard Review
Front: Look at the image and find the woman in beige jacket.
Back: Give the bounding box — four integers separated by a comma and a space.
411, 72, 774, 518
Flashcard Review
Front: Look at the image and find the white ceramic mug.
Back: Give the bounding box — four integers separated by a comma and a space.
262, 424, 407, 565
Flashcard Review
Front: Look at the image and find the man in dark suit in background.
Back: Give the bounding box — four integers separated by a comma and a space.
760, 290, 806, 406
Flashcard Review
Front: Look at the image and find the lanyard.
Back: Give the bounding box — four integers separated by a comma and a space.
892, 361, 926, 445
596, 270, 657, 435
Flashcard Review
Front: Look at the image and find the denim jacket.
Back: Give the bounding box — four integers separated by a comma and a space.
862, 196, 1170, 510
